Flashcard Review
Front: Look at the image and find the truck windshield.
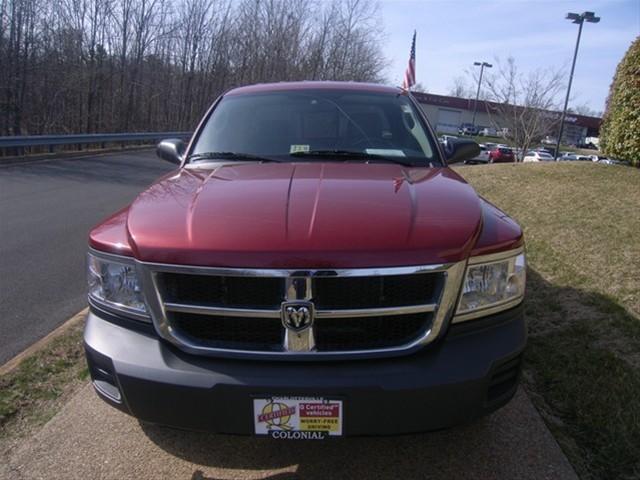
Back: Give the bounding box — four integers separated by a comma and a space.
190, 90, 440, 166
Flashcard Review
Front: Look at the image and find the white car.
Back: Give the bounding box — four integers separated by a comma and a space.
559, 153, 591, 161
466, 144, 491, 164
523, 151, 555, 163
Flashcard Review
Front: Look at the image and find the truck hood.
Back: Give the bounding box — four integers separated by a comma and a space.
124, 162, 483, 268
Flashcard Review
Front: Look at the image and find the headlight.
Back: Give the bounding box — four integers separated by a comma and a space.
454, 249, 525, 321
87, 252, 148, 319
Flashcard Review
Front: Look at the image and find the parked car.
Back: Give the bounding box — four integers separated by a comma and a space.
534, 147, 553, 154
541, 136, 557, 145
440, 134, 459, 144
598, 157, 630, 166
466, 144, 490, 164
85, 81, 526, 438
559, 153, 590, 161
480, 127, 498, 137
489, 146, 515, 163
458, 123, 479, 136
522, 151, 555, 162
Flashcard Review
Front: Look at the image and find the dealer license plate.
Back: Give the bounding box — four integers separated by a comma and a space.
253, 396, 343, 439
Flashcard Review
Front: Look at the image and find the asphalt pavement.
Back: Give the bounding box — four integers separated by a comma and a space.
0, 151, 173, 364
2, 385, 577, 480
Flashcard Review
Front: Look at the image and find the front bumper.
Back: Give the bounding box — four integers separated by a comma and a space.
84, 305, 526, 436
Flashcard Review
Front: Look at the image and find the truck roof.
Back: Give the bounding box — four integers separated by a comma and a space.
225, 81, 401, 96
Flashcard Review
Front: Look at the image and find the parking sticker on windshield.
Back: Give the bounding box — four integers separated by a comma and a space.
290, 144, 310, 154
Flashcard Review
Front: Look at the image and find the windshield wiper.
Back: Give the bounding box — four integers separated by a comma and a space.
188, 151, 283, 163
290, 149, 414, 167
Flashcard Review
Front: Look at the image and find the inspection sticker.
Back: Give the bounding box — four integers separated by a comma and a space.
289, 144, 310, 154
253, 397, 343, 439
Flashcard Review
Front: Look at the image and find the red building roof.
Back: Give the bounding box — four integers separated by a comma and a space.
411, 91, 602, 131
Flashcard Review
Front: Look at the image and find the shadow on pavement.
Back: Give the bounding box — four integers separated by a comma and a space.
139, 413, 521, 479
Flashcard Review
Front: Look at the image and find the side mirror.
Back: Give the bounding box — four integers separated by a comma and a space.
156, 138, 186, 165
445, 139, 480, 164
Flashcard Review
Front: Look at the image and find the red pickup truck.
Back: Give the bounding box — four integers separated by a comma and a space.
85, 81, 526, 439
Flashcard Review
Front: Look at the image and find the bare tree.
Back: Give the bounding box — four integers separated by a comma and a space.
412, 82, 427, 93
569, 103, 601, 117
1, 0, 387, 138
448, 76, 473, 99
483, 57, 565, 159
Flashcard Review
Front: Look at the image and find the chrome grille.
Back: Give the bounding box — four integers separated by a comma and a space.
313, 274, 439, 309
138, 262, 466, 359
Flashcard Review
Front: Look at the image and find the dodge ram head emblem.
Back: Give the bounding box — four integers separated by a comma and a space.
281, 302, 314, 331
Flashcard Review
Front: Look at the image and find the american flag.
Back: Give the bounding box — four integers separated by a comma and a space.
402, 31, 416, 90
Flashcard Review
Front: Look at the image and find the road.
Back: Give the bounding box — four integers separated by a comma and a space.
0, 151, 173, 364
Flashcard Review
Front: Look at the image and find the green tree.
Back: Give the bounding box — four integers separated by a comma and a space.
600, 37, 640, 167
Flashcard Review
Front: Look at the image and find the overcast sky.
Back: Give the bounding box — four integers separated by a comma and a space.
380, 0, 639, 113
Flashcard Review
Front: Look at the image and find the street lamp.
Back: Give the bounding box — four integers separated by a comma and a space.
472, 61, 492, 126
553, 11, 600, 160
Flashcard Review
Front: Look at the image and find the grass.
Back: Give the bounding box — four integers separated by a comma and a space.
454, 162, 640, 480
0, 319, 88, 451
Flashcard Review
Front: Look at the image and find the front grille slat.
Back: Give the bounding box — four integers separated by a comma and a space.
314, 313, 432, 351
313, 274, 438, 309
152, 268, 445, 356
170, 312, 283, 351
161, 273, 283, 308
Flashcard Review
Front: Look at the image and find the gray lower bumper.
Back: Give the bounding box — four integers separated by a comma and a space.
84, 305, 526, 435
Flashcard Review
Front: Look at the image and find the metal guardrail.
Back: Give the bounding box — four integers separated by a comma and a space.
0, 132, 192, 150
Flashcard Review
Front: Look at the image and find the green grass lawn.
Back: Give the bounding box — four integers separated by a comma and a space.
0, 321, 87, 448
454, 162, 640, 480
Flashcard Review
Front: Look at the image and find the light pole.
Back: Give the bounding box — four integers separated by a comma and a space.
472, 61, 492, 127
553, 11, 600, 160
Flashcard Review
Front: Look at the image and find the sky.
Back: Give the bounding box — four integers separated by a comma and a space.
380, 0, 639, 113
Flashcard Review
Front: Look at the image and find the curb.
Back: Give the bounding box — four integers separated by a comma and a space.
0, 308, 88, 376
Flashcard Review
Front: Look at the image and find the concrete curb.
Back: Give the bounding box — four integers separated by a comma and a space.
0, 308, 88, 376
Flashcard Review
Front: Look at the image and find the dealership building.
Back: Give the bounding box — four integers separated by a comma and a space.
412, 91, 602, 145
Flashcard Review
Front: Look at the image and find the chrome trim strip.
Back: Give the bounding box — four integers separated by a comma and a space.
283, 277, 315, 352
452, 296, 524, 323
466, 246, 524, 265
315, 304, 436, 319
135, 257, 453, 278
89, 247, 136, 263
164, 303, 280, 318
88, 296, 152, 323
161, 302, 437, 319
